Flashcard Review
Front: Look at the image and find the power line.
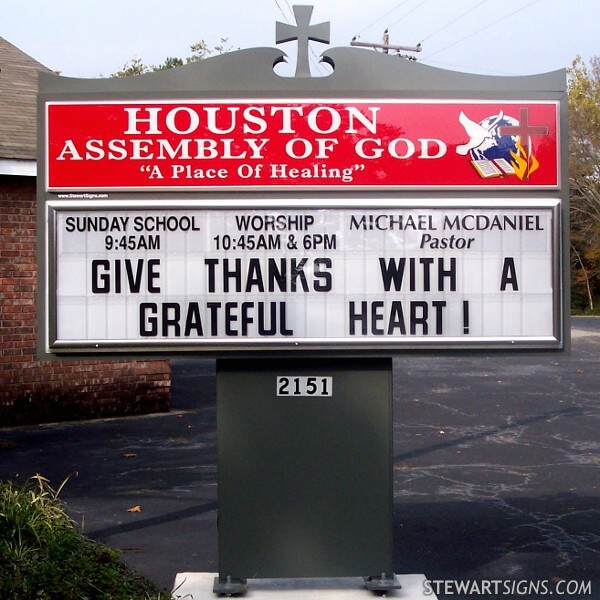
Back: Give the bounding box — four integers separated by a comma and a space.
388, 0, 430, 30
354, 0, 412, 38
273, 0, 289, 22
306, 4, 329, 76
424, 0, 544, 60
309, 47, 330, 76
350, 35, 422, 56
352, 0, 430, 61
282, 0, 295, 22
419, 0, 490, 44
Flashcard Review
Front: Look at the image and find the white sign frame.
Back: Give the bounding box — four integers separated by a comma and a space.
44, 198, 563, 354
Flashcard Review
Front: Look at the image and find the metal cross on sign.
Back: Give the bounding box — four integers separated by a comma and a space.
499, 107, 550, 180
499, 107, 549, 160
276, 5, 330, 77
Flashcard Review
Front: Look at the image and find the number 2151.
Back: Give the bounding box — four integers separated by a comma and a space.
277, 376, 333, 397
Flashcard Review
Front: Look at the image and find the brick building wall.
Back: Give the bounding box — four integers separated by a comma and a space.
1, 175, 171, 426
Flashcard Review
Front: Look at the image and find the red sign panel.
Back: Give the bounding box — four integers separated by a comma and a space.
46, 100, 559, 190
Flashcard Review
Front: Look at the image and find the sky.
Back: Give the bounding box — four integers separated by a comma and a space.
2, 0, 599, 79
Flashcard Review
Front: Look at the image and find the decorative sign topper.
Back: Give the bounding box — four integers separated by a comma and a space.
276, 5, 330, 77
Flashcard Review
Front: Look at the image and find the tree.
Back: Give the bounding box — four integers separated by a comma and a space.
110, 57, 147, 77
568, 56, 600, 312
111, 39, 233, 77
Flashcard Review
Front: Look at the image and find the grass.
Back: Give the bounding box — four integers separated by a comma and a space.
572, 307, 600, 316
0, 475, 169, 599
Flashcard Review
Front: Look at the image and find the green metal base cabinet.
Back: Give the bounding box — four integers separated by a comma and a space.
216, 358, 394, 586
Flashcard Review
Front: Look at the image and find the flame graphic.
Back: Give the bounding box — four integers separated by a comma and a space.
509, 138, 539, 180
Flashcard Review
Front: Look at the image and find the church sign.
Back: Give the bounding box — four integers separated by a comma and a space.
38, 6, 568, 357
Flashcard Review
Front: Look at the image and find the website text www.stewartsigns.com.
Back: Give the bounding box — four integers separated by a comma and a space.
423, 578, 592, 597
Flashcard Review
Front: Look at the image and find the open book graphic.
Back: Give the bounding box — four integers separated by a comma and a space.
471, 158, 516, 178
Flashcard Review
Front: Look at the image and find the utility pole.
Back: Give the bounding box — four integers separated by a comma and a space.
351, 29, 422, 60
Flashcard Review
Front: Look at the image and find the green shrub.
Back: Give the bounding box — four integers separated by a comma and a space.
0, 475, 166, 599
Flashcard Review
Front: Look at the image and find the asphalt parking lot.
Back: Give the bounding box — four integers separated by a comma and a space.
0, 317, 598, 599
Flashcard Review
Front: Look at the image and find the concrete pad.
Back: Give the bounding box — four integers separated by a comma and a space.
172, 573, 437, 598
